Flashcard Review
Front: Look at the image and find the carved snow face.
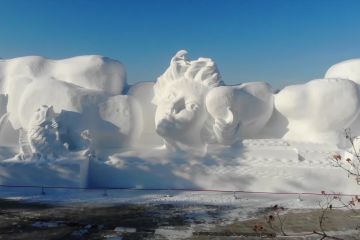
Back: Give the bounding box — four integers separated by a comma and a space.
154, 80, 208, 140
152, 50, 223, 150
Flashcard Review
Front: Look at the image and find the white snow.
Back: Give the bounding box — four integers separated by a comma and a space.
155, 226, 192, 239
114, 227, 136, 233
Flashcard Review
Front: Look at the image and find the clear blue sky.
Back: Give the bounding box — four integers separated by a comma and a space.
1, 0, 360, 88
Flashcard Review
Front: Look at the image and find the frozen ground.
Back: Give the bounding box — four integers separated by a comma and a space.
0, 193, 359, 240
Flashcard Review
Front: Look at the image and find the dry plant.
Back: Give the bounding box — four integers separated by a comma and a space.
253, 193, 358, 239
312, 192, 358, 240
331, 128, 360, 184
250, 129, 360, 239
265, 204, 287, 236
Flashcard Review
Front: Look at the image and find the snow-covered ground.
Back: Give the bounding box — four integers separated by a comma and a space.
0, 139, 358, 214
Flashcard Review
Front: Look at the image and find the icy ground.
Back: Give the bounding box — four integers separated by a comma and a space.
0, 191, 359, 240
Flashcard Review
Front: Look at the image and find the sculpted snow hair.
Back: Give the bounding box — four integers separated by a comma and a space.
152, 50, 223, 152
153, 50, 223, 105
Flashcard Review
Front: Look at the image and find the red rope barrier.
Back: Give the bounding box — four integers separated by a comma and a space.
0, 184, 358, 197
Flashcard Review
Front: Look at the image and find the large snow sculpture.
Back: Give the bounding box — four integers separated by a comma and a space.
152, 50, 223, 152
4, 49, 360, 160
275, 78, 360, 145
206, 82, 274, 144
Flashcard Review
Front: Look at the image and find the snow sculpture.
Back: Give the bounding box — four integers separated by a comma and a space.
17, 77, 142, 152
98, 95, 143, 147
325, 59, 360, 84
80, 129, 94, 157
1, 55, 126, 129
275, 78, 360, 145
0, 95, 18, 147
206, 82, 274, 144
26, 105, 64, 158
153, 50, 275, 151
0, 55, 141, 158
4, 49, 360, 160
153, 50, 223, 152
128, 82, 162, 146
323, 59, 360, 138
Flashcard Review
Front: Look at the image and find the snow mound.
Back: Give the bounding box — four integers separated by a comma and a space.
0, 56, 126, 130
275, 78, 360, 145
0, 55, 126, 94
325, 58, 360, 84
206, 82, 274, 144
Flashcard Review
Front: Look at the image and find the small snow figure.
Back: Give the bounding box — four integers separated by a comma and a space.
23, 105, 64, 160
81, 129, 94, 157
297, 194, 303, 202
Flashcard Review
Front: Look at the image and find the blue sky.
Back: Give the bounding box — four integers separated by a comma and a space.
1, 0, 360, 88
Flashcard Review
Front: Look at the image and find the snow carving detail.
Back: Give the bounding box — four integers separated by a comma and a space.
152, 50, 275, 152
26, 105, 64, 159
152, 50, 223, 152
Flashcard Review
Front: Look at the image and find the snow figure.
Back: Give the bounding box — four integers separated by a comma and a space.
1, 55, 126, 130
153, 50, 223, 152
80, 129, 94, 157
26, 105, 64, 159
325, 58, 360, 85
206, 82, 274, 145
275, 78, 360, 145
0, 55, 143, 157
